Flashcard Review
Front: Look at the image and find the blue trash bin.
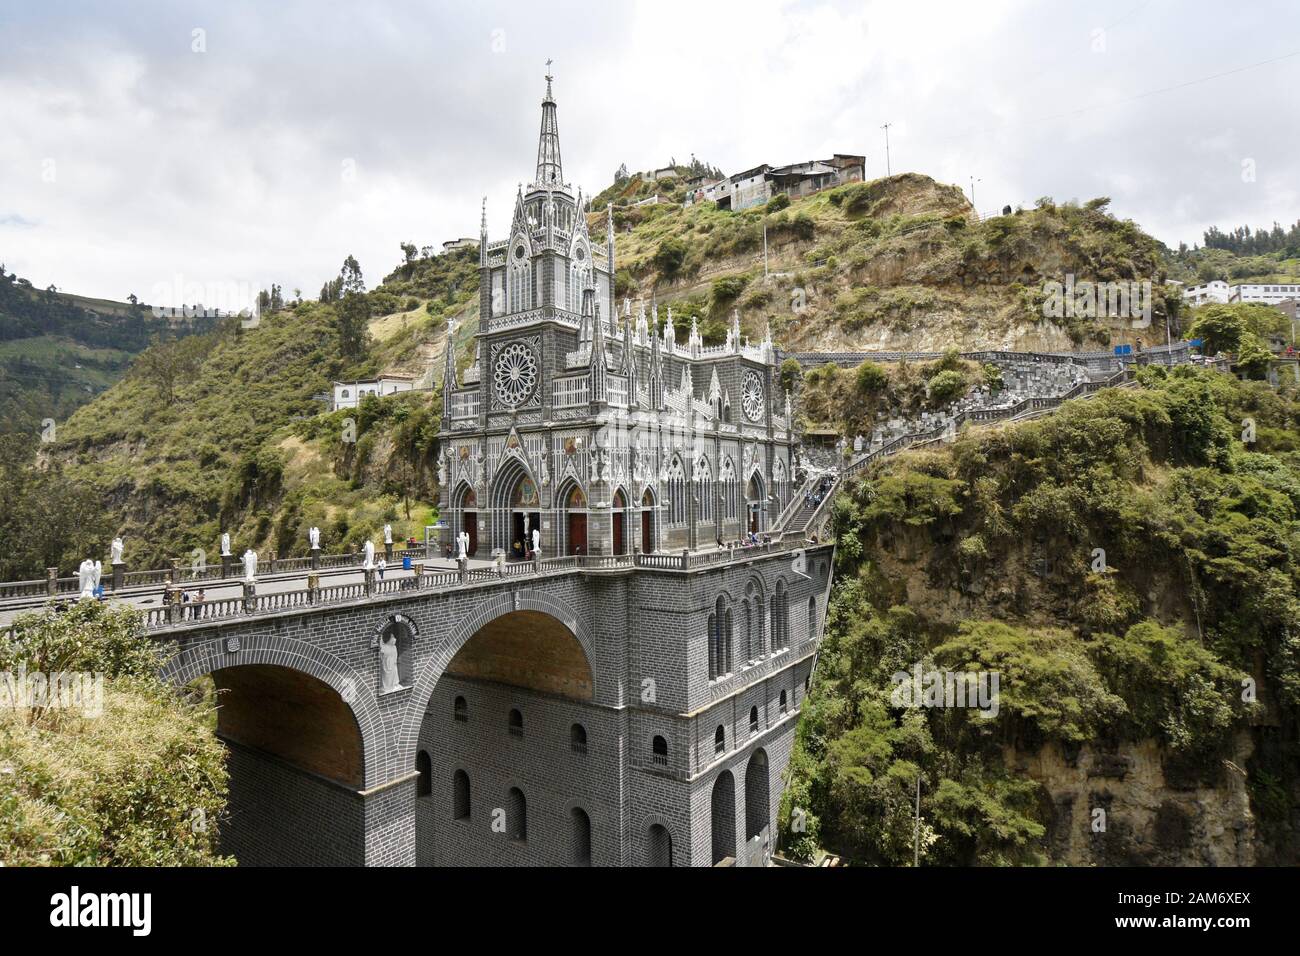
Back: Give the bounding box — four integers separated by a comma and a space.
402, 556, 412, 571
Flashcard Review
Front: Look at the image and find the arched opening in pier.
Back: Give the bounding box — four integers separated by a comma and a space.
196, 664, 365, 866
416, 608, 597, 866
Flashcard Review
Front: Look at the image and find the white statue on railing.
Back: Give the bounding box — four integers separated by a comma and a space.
383, 524, 393, 546
457, 530, 469, 560
110, 537, 124, 565
532, 527, 541, 558
221, 532, 232, 557
309, 526, 321, 549
77, 559, 101, 599
242, 549, 258, 582
363, 540, 376, 570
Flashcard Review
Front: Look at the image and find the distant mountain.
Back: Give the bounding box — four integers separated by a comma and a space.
0, 268, 217, 443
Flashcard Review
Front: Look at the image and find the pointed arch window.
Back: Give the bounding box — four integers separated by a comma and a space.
666, 457, 686, 526
697, 457, 713, 523
720, 457, 738, 521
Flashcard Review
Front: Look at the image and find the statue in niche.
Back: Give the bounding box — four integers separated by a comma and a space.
378, 630, 402, 694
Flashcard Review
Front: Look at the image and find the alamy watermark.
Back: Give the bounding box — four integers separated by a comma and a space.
890, 662, 1000, 718
1041, 274, 1152, 329
1, 667, 105, 718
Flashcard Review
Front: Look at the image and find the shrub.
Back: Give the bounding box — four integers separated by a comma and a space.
927, 369, 967, 405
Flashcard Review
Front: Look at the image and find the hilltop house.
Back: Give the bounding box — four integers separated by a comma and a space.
1183, 280, 1300, 307
685, 153, 866, 211
332, 374, 416, 411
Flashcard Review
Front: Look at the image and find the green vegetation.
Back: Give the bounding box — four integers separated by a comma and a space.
594, 173, 1185, 355
31, 248, 462, 574
797, 351, 986, 436
0, 265, 216, 443
1187, 301, 1289, 379
0, 602, 231, 866
785, 369, 1300, 864
1169, 220, 1300, 286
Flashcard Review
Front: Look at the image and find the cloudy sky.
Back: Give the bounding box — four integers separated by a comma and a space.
2, 0, 1297, 308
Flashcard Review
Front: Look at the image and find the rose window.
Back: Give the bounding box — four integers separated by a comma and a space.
742, 371, 765, 422
493, 343, 538, 408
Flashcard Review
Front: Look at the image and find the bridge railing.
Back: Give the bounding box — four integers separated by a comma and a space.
122, 541, 834, 634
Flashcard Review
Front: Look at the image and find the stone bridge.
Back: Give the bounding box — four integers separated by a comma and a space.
146, 542, 836, 867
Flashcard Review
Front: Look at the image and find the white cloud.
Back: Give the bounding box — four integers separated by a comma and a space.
1, 0, 1297, 304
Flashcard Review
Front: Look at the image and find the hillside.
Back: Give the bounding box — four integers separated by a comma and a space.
781, 368, 1300, 865
39, 249, 475, 573
1168, 219, 1300, 286
594, 176, 1185, 354
17, 173, 1277, 578
0, 267, 217, 442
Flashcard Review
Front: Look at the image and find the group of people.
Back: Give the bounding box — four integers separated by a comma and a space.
717, 531, 772, 551
176, 588, 207, 619
804, 474, 835, 509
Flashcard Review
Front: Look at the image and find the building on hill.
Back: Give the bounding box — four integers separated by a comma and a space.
1230, 282, 1300, 305
442, 237, 479, 254
1183, 280, 1300, 307
652, 166, 679, 180
685, 153, 866, 210
333, 374, 416, 411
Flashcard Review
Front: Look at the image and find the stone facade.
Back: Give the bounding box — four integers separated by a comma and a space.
157, 543, 835, 866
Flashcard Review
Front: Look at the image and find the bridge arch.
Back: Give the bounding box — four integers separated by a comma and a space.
396, 587, 596, 759
160, 635, 386, 788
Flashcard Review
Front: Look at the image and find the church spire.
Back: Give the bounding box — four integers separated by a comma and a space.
535, 62, 563, 187
588, 283, 608, 404
441, 336, 458, 417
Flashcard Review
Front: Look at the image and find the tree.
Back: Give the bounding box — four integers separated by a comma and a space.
134, 334, 206, 403
855, 360, 888, 394
653, 238, 688, 278
336, 255, 370, 359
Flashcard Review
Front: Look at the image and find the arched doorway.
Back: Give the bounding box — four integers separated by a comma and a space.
711, 770, 736, 865
640, 488, 656, 553
745, 749, 771, 862
453, 483, 478, 556
612, 488, 628, 556
563, 483, 588, 556
647, 823, 673, 867
492, 461, 540, 559
745, 473, 766, 533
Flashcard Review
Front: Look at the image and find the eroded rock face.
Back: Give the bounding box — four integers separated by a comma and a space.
1009, 735, 1256, 866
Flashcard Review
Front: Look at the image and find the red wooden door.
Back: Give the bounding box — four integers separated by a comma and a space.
568, 514, 587, 555
641, 511, 652, 552
613, 512, 625, 555
465, 514, 477, 555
